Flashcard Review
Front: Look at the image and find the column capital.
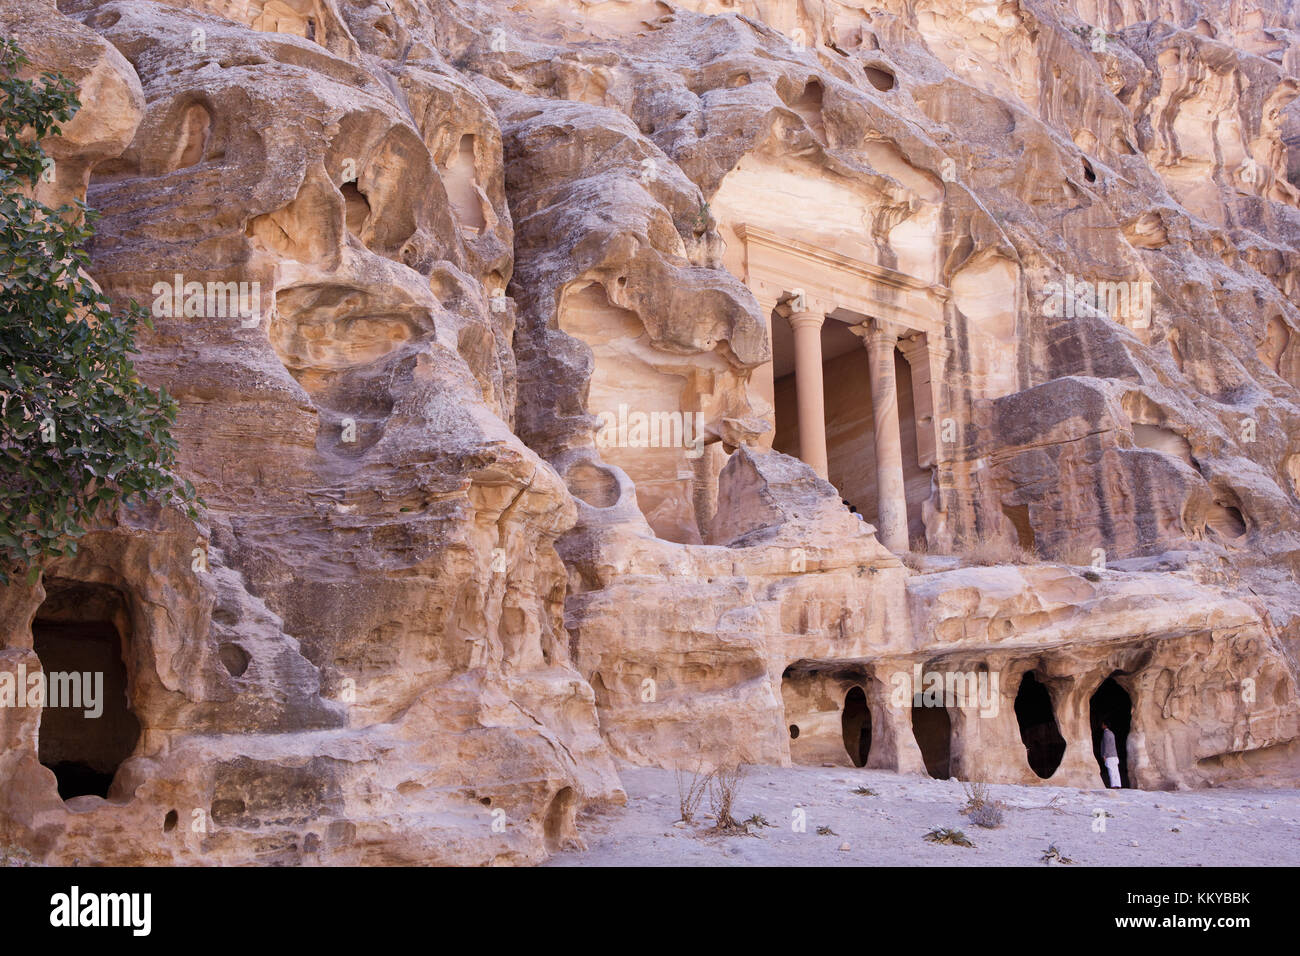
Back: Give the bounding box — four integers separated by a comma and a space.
787, 309, 825, 332
851, 318, 906, 349
897, 331, 927, 359
898, 330, 949, 363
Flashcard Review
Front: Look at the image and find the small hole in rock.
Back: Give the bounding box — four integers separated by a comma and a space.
342, 181, 370, 235
865, 64, 896, 91
219, 642, 251, 677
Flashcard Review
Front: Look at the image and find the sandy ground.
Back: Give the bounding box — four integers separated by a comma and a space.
545, 765, 1300, 866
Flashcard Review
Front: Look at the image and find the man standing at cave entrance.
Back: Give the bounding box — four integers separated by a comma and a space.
1100, 720, 1121, 788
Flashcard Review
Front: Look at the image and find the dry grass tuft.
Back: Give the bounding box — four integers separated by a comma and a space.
958, 536, 1039, 566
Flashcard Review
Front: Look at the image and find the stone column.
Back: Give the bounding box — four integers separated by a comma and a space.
753, 296, 779, 441
788, 308, 829, 479
691, 441, 721, 542
857, 320, 909, 552
898, 333, 942, 469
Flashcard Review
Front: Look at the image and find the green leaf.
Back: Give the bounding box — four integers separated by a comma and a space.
0, 40, 196, 582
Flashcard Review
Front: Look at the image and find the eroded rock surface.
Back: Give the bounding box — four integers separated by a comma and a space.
1, 0, 1298, 864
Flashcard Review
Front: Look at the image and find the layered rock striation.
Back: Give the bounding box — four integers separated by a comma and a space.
1, 0, 1298, 863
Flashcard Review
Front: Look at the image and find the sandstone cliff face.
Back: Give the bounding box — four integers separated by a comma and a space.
1, 0, 1298, 864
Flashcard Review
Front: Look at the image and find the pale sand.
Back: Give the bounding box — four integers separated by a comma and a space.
545, 765, 1300, 867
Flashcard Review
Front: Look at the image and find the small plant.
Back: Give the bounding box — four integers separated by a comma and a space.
961, 781, 1006, 828
1040, 844, 1076, 864
741, 813, 776, 830
970, 803, 1005, 828
962, 537, 1039, 566
0, 843, 36, 866
693, 200, 712, 231
928, 533, 1038, 567
851, 785, 877, 796
961, 780, 990, 812
1083, 569, 1101, 582
675, 761, 709, 825
816, 824, 838, 836
706, 763, 747, 832
924, 827, 974, 847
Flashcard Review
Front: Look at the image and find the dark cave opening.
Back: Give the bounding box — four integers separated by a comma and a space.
841, 685, 872, 768
1090, 675, 1133, 789
911, 703, 951, 779
32, 579, 140, 800
1014, 672, 1066, 778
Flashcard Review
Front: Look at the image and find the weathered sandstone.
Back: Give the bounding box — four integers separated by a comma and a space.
1, 0, 1297, 864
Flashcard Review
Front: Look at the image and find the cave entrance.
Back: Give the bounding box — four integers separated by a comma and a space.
32, 579, 140, 800
841, 686, 872, 768
1013, 672, 1066, 778
911, 703, 951, 779
1089, 675, 1132, 789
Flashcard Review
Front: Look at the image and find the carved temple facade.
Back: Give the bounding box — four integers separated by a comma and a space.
734, 225, 951, 552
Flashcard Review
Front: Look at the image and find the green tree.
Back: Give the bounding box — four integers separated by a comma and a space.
0, 38, 194, 585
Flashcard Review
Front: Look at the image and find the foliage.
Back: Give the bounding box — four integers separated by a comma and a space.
0, 39, 194, 585
924, 827, 974, 847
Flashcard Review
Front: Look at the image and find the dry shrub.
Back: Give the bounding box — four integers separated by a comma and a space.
706, 763, 747, 832
961, 780, 991, 813
675, 761, 709, 825
899, 536, 930, 572
900, 550, 926, 572
923, 530, 1039, 567
961, 780, 1006, 829
955, 535, 1038, 566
